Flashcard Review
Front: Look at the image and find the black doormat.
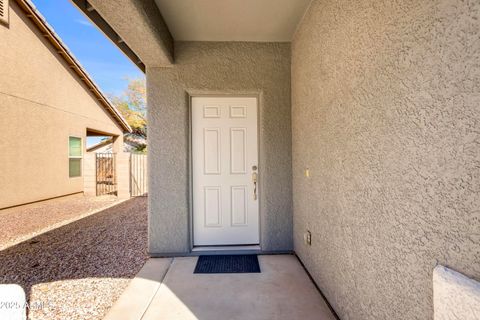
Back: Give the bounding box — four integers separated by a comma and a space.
194, 255, 261, 274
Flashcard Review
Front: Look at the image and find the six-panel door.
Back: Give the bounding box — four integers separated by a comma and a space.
192, 97, 259, 246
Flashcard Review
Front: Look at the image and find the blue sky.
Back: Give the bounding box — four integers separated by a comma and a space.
31, 0, 144, 147
32, 0, 144, 96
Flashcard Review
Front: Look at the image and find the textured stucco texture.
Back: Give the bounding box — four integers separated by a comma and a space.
0, 3, 123, 209
87, 0, 173, 66
433, 265, 480, 320
292, 1, 480, 320
147, 42, 292, 254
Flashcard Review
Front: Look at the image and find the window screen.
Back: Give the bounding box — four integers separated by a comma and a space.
69, 137, 82, 157
69, 137, 82, 177
69, 159, 81, 177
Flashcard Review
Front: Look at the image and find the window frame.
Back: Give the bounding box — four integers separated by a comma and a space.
68, 136, 83, 178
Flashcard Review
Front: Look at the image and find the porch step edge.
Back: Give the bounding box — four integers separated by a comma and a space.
148, 249, 294, 257
103, 258, 173, 320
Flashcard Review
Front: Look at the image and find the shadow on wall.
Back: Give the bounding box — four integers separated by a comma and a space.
0, 197, 148, 312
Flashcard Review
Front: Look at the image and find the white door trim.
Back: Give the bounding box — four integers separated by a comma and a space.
188, 94, 261, 249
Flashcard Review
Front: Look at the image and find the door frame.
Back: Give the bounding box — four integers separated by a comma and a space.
188, 92, 262, 251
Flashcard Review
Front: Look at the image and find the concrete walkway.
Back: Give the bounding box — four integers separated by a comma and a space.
105, 255, 336, 320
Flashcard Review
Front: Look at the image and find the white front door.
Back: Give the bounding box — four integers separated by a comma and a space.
192, 97, 259, 246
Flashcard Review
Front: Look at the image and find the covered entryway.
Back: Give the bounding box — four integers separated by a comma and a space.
103, 255, 336, 320
192, 97, 259, 246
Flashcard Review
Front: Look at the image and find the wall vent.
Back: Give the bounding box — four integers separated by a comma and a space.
0, 0, 9, 25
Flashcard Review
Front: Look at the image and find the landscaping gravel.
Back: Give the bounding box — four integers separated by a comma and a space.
0, 197, 148, 320
0, 194, 120, 251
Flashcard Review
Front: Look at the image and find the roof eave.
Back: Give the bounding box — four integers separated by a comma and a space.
16, 0, 133, 133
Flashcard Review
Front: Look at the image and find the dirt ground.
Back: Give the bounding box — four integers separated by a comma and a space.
0, 196, 148, 320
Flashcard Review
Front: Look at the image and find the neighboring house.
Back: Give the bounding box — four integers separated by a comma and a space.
71, 1, 478, 320
0, 0, 131, 209
87, 135, 146, 153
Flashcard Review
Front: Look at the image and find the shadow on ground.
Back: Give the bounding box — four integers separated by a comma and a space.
0, 197, 148, 302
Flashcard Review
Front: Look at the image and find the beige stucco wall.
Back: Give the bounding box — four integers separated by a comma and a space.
0, 2, 123, 209
147, 41, 292, 254
292, 0, 480, 319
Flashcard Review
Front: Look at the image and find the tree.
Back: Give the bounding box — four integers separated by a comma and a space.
110, 77, 146, 137
109, 77, 147, 152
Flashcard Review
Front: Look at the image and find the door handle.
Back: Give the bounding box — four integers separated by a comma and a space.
252, 168, 258, 201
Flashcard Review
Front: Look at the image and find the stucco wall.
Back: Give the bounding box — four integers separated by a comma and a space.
147, 41, 292, 254
292, 1, 480, 319
0, 2, 123, 209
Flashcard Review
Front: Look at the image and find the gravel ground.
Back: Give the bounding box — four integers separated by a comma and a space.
0, 194, 120, 250
0, 197, 148, 320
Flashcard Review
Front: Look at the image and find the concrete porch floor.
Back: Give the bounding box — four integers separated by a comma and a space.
104, 255, 337, 320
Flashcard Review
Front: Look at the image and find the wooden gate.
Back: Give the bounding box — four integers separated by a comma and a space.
96, 153, 117, 196
130, 153, 147, 196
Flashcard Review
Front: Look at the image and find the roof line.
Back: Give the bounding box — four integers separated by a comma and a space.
15, 0, 132, 133
86, 137, 113, 152
69, 0, 146, 72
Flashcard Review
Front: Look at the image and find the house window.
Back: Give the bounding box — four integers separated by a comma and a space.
69, 136, 82, 177
0, 0, 9, 26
